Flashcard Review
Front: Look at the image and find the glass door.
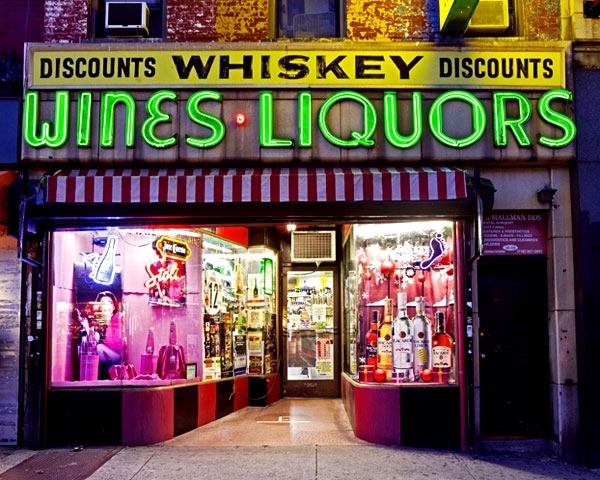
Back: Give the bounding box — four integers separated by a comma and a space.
283, 268, 339, 397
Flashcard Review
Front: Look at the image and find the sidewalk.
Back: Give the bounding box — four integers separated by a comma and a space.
2, 398, 600, 480
2, 444, 600, 480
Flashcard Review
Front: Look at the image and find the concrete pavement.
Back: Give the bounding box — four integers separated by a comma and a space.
3, 444, 600, 480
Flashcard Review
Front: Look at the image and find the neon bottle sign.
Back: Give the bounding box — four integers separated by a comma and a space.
23, 88, 576, 151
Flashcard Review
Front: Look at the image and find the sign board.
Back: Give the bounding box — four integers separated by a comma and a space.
25, 43, 567, 90
483, 212, 547, 255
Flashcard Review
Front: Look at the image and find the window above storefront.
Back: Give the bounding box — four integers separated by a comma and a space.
277, 0, 343, 39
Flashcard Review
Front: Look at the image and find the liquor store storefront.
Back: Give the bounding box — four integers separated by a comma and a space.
20, 43, 577, 454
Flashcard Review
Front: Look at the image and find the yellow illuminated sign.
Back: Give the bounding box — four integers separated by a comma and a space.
26, 43, 567, 90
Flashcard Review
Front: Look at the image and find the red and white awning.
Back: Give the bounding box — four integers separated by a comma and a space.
45, 167, 468, 204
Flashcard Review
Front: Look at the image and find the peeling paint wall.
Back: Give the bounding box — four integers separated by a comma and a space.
347, 0, 440, 41
40, 0, 569, 44
44, 0, 88, 43
523, 0, 562, 40
215, 0, 269, 42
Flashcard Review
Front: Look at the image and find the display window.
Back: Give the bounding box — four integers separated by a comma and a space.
343, 221, 457, 385
49, 227, 278, 386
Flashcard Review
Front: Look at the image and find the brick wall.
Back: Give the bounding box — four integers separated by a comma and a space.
0, 234, 20, 445
31, 0, 565, 45
167, 0, 217, 42
44, 0, 88, 43
215, 0, 269, 42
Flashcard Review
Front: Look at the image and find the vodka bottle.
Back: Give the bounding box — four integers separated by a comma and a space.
377, 298, 393, 380
392, 292, 413, 381
412, 296, 432, 379
432, 311, 454, 383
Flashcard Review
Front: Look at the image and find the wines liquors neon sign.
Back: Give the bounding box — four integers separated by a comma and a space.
22, 88, 576, 151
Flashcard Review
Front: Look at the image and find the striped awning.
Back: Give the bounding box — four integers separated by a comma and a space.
45, 167, 468, 204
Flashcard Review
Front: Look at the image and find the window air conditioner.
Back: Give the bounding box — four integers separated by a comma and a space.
105, 1, 150, 36
466, 0, 509, 35
291, 231, 336, 263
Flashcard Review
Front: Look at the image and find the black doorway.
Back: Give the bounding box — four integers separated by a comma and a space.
477, 256, 551, 438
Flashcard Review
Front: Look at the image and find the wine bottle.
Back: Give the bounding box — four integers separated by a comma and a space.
377, 298, 393, 380
235, 259, 244, 296
432, 311, 454, 383
253, 279, 259, 298
412, 296, 432, 380
392, 292, 413, 381
365, 311, 378, 366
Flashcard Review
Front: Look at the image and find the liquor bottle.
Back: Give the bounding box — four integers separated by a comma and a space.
92, 235, 118, 285
392, 292, 413, 381
86, 326, 98, 355
412, 296, 432, 380
141, 328, 155, 375
365, 311, 379, 366
146, 328, 155, 355
377, 298, 393, 380
235, 259, 244, 296
432, 311, 454, 383
253, 279, 259, 298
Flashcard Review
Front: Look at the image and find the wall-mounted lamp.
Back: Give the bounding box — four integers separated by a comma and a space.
537, 185, 558, 207
286, 223, 297, 232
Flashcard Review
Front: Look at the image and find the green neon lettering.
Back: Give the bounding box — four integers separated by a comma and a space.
259, 91, 293, 147
298, 91, 312, 148
185, 90, 226, 148
76, 92, 92, 147
492, 92, 532, 147
318, 91, 376, 148
23, 90, 69, 148
537, 89, 576, 148
141, 89, 178, 148
429, 90, 486, 148
100, 91, 136, 148
383, 91, 422, 149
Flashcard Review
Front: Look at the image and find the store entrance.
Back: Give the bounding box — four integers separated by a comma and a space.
282, 267, 340, 397
477, 256, 551, 438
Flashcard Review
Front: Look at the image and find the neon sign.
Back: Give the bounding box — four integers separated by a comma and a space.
23, 88, 576, 152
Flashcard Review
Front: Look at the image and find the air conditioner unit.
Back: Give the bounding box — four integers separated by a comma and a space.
105, 1, 150, 36
291, 231, 336, 263
466, 0, 509, 35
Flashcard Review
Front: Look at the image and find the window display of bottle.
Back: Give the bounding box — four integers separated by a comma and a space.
365, 311, 379, 366
377, 298, 393, 380
412, 296, 432, 380
392, 292, 413, 381
234, 259, 244, 296
432, 311, 454, 383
